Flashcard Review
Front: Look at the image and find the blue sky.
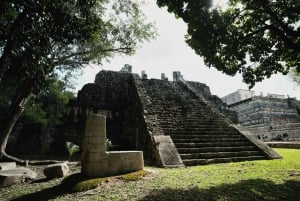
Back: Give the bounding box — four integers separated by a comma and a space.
76, 1, 300, 99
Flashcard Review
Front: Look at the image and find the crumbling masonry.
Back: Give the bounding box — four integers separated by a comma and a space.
67, 68, 280, 167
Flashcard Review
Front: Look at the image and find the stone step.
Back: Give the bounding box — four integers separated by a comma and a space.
156, 115, 185, 119
182, 156, 266, 166
187, 111, 218, 115
159, 121, 184, 125
184, 121, 228, 125
141, 78, 267, 166
180, 151, 263, 159
166, 131, 242, 136
184, 119, 226, 122
163, 127, 235, 132
182, 125, 231, 130
175, 142, 252, 148
172, 137, 247, 143
186, 115, 225, 121
177, 146, 258, 153
169, 134, 243, 139
158, 114, 185, 117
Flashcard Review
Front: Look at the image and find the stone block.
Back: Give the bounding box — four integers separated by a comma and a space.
43, 163, 69, 179
83, 115, 107, 154
0, 168, 37, 188
85, 143, 105, 153
0, 162, 16, 171
107, 151, 144, 176
153, 135, 184, 167
81, 114, 144, 177
82, 156, 108, 177
82, 153, 107, 163
84, 114, 106, 137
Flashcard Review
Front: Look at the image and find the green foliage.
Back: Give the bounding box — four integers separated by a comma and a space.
106, 138, 113, 150
289, 69, 300, 87
23, 99, 48, 125
22, 74, 75, 126
0, 0, 156, 121
157, 0, 300, 88
66, 141, 80, 161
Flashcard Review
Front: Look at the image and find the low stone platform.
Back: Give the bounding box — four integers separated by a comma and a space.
266, 141, 300, 149
82, 114, 144, 177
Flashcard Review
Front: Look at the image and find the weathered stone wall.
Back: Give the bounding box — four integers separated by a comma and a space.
229, 97, 300, 126
228, 96, 300, 141
66, 71, 135, 149
66, 71, 160, 164
185, 81, 238, 123
66, 70, 244, 164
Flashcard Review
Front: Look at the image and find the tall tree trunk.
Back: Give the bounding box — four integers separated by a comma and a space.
0, 90, 28, 162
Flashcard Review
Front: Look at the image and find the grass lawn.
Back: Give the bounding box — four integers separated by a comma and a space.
1, 148, 300, 201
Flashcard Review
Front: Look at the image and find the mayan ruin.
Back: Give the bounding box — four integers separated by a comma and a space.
222, 90, 300, 142
66, 66, 281, 167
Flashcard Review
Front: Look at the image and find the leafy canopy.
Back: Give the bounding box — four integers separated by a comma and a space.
22, 74, 75, 126
0, 0, 155, 94
157, 0, 300, 87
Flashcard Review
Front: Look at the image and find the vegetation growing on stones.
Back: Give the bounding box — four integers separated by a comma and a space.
106, 138, 113, 150
66, 141, 80, 161
67, 170, 150, 193
157, 0, 300, 88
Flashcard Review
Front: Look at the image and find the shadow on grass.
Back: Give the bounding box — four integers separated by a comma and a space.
140, 179, 300, 201
10, 173, 88, 201
10, 175, 300, 201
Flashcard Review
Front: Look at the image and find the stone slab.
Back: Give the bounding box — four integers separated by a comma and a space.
0, 168, 37, 188
0, 162, 16, 171
43, 162, 69, 179
153, 135, 184, 167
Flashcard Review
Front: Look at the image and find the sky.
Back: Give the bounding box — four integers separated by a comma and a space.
76, 1, 300, 99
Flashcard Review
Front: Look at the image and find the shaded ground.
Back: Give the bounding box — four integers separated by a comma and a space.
0, 148, 300, 201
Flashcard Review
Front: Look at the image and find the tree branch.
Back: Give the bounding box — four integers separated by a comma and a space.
0, 9, 28, 70
260, 0, 300, 37
244, 25, 269, 39
267, 24, 300, 52
52, 47, 132, 66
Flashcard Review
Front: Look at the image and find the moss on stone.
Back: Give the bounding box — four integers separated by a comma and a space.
71, 177, 111, 192
64, 170, 150, 192
117, 170, 150, 181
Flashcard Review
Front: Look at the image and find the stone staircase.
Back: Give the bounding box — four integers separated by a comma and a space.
141, 79, 268, 166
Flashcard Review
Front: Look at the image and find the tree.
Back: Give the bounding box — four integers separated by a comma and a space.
23, 74, 75, 126
157, 0, 300, 87
289, 69, 300, 88
0, 0, 155, 162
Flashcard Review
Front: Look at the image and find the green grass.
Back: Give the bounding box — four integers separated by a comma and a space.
1, 148, 300, 201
